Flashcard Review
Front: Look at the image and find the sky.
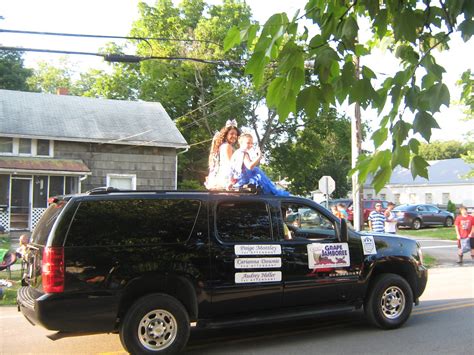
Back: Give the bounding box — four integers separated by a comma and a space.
1, 0, 473, 146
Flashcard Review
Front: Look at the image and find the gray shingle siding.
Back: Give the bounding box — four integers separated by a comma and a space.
54, 141, 176, 191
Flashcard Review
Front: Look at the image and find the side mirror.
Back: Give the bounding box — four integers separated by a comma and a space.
336, 218, 348, 243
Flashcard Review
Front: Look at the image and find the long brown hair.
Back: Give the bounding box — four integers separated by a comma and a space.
208, 126, 241, 168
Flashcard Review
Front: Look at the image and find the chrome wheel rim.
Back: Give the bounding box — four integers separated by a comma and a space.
381, 286, 406, 319
138, 309, 178, 351
413, 220, 421, 229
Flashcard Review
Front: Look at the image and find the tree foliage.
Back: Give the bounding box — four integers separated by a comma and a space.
77, 0, 254, 185
418, 140, 472, 160
0, 51, 32, 91
27, 58, 73, 94
458, 69, 474, 177
270, 108, 353, 197
225, 0, 474, 191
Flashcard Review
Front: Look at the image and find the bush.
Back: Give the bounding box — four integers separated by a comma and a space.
178, 179, 205, 190
447, 200, 456, 214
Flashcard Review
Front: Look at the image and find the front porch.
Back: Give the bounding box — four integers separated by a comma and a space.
0, 157, 91, 231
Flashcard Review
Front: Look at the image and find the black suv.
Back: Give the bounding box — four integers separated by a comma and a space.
18, 189, 427, 354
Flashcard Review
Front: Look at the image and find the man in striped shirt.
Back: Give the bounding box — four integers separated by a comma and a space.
368, 203, 386, 233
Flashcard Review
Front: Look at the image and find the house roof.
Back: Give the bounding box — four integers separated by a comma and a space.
0, 89, 188, 148
367, 158, 474, 186
0, 156, 91, 175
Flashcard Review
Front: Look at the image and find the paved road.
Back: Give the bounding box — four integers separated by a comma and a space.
1, 267, 472, 355
403, 236, 472, 266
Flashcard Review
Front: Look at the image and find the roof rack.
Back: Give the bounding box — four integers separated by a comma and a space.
85, 185, 260, 195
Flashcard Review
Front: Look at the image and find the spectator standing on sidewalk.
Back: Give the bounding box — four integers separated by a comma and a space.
384, 202, 397, 234
454, 207, 473, 264
368, 202, 386, 233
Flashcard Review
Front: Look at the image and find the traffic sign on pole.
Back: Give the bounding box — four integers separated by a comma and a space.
318, 176, 335, 209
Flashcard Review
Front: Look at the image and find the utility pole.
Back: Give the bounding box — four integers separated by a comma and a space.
352, 55, 363, 231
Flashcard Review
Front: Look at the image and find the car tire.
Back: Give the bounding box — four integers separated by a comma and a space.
444, 217, 453, 227
119, 293, 190, 354
411, 218, 422, 230
364, 273, 413, 329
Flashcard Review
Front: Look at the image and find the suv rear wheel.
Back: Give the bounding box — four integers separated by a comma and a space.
120, 293, 190, 354
364, 273, 413, 329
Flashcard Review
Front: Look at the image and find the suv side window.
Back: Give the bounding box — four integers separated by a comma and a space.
281, 202, 335, 240
216, 200, 272, 242
66, 199, 201, 246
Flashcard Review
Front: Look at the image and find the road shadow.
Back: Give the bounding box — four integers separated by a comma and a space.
184, 297, 474, 354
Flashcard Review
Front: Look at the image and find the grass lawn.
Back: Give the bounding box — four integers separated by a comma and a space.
422, 254, 437, 268
0, 269, 21, 306
397, 226, 457, 240
1, 234, 21, 306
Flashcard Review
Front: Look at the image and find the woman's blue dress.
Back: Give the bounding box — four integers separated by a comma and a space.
231, 150, 289, 196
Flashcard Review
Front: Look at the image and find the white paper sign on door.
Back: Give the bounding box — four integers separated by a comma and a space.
307, 243, 350, 269
235, 271, 282, 283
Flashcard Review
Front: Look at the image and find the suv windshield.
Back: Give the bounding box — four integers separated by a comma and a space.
31, 201, 67, 245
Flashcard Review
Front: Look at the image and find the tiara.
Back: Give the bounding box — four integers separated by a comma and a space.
225, 119, 238, 128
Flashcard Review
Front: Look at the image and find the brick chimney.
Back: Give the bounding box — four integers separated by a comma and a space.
56, 87, 69, 95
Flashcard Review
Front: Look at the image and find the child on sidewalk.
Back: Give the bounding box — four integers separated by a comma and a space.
454, 206, 473, 264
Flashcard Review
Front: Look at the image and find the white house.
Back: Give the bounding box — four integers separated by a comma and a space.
364, 158, 474, 208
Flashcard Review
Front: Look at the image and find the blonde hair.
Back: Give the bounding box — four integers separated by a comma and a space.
238, 133, 253, 145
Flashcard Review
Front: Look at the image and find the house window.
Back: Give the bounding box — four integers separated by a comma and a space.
409, 193, 417, 204
0, 175, 10, 209
33, 176, 48, 208
425, 193, 433, 204
49, 176, 64, 197
442, 193, 450, 205
0, 137, 13, 154
19, 139, 32, 154
106, 174, 136, 190
380, 194, 386, 200
37, 140, 51, 156
394, 194, 400, 204
65, 176, 78, 195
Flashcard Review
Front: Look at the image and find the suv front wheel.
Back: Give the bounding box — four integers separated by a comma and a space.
364, 273, 413, 329
120, 293, 190, 354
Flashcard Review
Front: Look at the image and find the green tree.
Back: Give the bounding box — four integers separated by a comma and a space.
225, 0, 474, 191
83, 0, 255, 185
419, 140, 472, 160
270, 108, 352, 197
459, 69, 474, 176
27, 58, 73, 93
0, 50, 32, 91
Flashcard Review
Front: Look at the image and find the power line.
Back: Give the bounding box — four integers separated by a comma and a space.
0, 46, 245, 66
0, 28, 223, 47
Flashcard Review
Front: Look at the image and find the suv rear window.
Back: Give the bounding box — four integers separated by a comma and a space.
31, 201, 67, 245
65, 199, 201, 246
